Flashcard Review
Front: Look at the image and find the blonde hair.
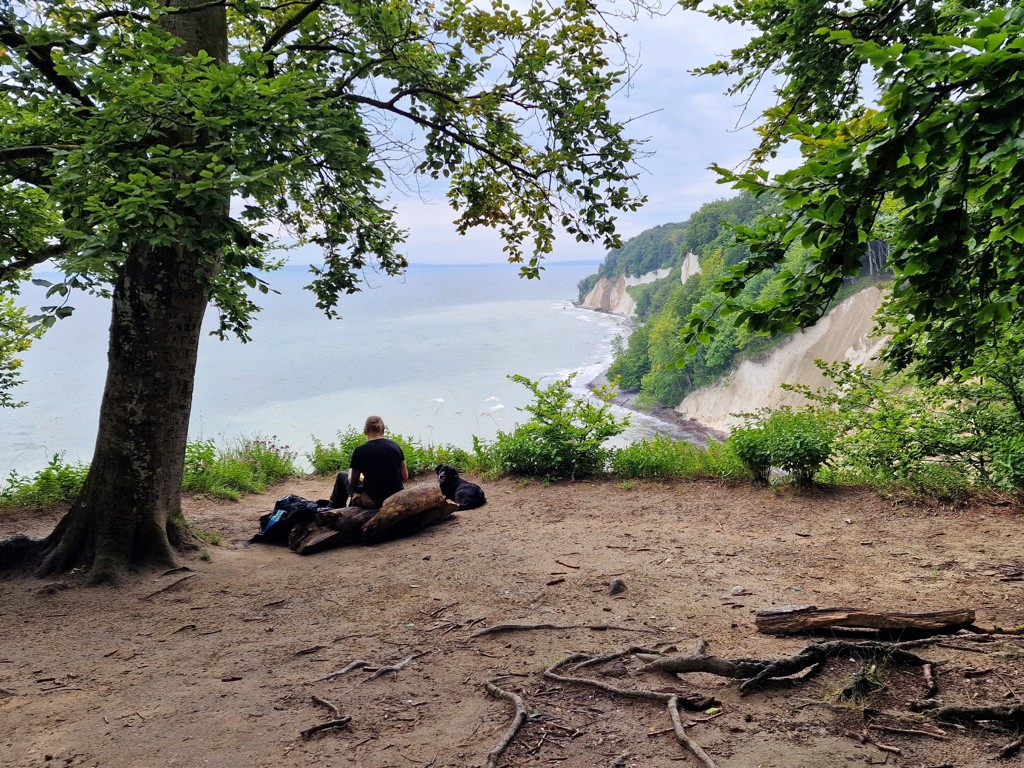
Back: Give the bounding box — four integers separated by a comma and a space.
363, 415, 386, 435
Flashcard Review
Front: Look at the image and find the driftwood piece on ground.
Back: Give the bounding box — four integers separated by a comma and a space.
361, 485, 457, 544
755, 605, 976, 636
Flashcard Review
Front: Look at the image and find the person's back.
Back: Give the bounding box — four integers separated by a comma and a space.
331, 415, 409, 508
350, 434, 405, 505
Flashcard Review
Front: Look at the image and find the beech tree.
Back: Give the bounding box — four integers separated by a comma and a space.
0, 0, 644, 582
678, 1, 1024, 381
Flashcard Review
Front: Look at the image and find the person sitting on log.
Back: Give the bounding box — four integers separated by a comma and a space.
329, 415, 408, 508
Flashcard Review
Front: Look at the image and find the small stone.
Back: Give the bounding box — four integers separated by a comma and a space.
608, 578, 627, 596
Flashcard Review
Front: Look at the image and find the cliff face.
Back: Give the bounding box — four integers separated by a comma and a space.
579, 258, 700, 317
676, 286, 887, 432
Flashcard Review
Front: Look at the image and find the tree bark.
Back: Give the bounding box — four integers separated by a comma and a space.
36, 0, 229, 584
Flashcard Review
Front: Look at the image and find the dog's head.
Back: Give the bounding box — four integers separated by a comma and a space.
435, 464, 459, 484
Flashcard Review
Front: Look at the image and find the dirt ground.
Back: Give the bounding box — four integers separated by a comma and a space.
1, 475, 1023, 768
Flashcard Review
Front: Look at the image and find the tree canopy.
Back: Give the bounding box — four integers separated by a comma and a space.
679, 0, 1024, 380
1, 0, 644, 349
0, 0, 646, 582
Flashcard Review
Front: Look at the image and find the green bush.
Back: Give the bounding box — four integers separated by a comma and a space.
308, 428, 366, 475
609, 435, 746, 480
0, 453, 90, 507
182, 435, 297, 500
726, 408, 834, 487
491, 374, 629, 480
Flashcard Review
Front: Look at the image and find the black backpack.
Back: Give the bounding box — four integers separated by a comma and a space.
251, 495, 319, 545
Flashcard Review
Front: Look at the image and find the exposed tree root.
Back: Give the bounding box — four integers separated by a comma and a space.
0, 535, 44, 572
140, 573, 196, 601
311, 695, 342, 719
484, 678, 529, 768
998, 733, 1024, 759
667, 696, 720, 768
544, 653, 718, 710
300, 716, 351, 740
640, 639, 927, 695
313, 660, 370, 682
918, 702, 1024, 726
471, 622, 660, 638
364, 652, 426, 682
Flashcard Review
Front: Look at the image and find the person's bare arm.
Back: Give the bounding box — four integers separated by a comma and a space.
401, 461, 409, 482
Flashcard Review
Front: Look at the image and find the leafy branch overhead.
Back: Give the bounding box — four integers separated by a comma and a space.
0, 0, 645, 331
679, 1, 1024, 379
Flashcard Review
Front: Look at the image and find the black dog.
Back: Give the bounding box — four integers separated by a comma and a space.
435, 464, 487, 510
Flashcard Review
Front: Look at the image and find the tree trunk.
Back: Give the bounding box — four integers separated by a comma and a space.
37, 0, 229, 584
39, 243, 210, 583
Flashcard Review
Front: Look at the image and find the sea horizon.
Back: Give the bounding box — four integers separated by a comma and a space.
2, 261, 685, 478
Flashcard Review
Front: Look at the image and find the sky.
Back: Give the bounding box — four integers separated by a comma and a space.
376, 5, 785, 267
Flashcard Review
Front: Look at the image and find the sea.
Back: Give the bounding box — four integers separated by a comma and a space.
2, 261, 680, 477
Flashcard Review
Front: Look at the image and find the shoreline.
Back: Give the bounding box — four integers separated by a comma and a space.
572, 299, 727, 447
588, 370, 728, 448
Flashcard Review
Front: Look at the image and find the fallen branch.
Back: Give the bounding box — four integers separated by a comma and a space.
472, 623, 659, 638
667, 696, 719, 768
300, 716, 351, 740
922, 662, 938, 697
484, 678, 529, 768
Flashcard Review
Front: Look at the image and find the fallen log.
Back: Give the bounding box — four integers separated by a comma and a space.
755, 605, 975, 636
361, 485, 457, 544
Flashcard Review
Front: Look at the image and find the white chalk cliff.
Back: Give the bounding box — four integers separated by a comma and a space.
579, 255, 700, 317
676, 286, 888, 432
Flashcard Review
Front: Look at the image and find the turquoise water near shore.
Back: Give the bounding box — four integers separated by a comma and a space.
2, 262, 677, 477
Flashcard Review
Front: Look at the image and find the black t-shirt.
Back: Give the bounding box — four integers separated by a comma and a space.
350, 438, 405, 504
